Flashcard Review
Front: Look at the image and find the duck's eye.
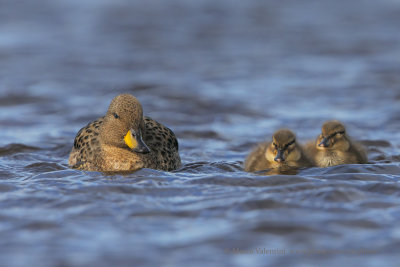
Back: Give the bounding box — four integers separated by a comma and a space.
272, 142, 277, 147
113, 113, 120, 119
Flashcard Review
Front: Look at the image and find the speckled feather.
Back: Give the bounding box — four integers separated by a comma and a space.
69, 116, 181, 172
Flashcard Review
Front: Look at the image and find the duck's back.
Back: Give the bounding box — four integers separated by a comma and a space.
244, 142, 270, 172
143, 116, 181, 171
349, 140, 368, 164
68, 118, 104, 170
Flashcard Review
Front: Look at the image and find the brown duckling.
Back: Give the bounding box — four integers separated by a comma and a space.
305, 120, 367, 167
68, 94, 181, 172
244, 129, 314, 173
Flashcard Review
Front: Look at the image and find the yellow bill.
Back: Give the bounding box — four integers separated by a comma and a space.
124, 130, 138, 149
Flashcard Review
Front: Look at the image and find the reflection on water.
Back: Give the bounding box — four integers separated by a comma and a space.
255, 168, 301, 176
1, 0, 400, 266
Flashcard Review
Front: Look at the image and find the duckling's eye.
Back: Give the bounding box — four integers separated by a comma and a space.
113, 113, 120, 119
272, 142, 277, 148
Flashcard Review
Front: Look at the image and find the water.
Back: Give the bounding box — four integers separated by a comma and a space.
1, 0, 400, 266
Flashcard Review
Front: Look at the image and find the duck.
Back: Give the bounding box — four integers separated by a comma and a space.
244, 129, 314, 173
305, 120, 367, 167
68, 94, 181, 172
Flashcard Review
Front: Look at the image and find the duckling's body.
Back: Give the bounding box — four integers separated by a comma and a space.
244, 129, 314, 173
69, 94, 181, 172
306, 120, 367, 167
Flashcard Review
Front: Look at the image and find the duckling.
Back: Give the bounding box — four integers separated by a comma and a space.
305, 120, 367, 167
244, 129, 314, 173
68, 94, 181, 172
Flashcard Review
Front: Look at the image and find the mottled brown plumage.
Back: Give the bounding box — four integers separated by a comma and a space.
244, 129, 314, 174
68, 94, 181, 172
305, 120, 367, 167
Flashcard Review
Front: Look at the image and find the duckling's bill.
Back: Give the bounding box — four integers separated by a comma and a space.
274, 150, 285, 162
124, 130, 150, 154
318, 138, 330, 148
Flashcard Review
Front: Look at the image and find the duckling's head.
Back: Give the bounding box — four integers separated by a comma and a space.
316, 120, 349, 151
266, 129, 301, 164
100, 94, 150, 154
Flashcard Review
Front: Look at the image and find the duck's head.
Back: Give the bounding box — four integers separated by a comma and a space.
266, 129, 301, 164
100, 94, 150, 154
316, 120, 349, 151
